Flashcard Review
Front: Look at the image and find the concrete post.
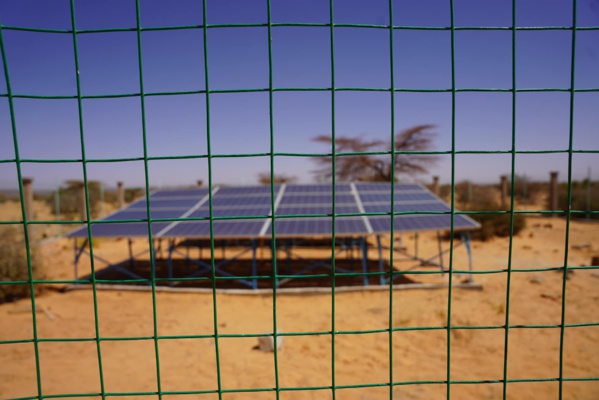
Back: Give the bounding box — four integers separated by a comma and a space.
500, 175, 508, 209
117, 181, 125, 208
197, 180, 203, 188
78, 182, 87, 221
22, 178, 34, 220
431, 176, 439, 196
549, 171, 559, 215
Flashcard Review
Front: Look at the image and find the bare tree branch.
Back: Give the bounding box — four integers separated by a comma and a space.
312, 125, 438, 182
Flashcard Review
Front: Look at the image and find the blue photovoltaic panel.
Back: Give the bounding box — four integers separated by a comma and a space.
285, 184, 352, 193
212, 196, 273, 207
105, 210, 187, 221
276, 204, 360, 215
148, 198, 201, 208
66, 183, 479, 238
150, 188, 210, 197
217, 186, 279, 196
279, 194, 356, 206
68, 222, 172, 238
356, 183, 421, 191
166, 220, 265, 237
359, 192, 436, 203
272, 217, 367, 236
190, 207, 271, 218
369, 215, 476, 233
362, 202, 451, 214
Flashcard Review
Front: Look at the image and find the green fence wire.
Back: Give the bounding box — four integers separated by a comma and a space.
0, 0, 598, 399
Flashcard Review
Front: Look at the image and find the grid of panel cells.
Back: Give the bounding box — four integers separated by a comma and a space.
67, 183, 479, 238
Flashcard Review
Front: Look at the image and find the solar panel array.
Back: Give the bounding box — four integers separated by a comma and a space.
67, 183, 480, 239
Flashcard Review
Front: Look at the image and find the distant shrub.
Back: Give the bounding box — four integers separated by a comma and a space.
0, 227, 45, 304
463, 189, 526, 241
440, 181, 501, 208
557, 181, 599, 220
507, 176, 545, 204
43, 180, 103, 219
125, 188, 144, 203
0, 192, 5, 203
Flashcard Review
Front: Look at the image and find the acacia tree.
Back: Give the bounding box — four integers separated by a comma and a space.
312, 124, 438, 182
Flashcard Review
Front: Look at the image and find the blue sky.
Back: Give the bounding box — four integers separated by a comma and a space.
0, 0, 598, 190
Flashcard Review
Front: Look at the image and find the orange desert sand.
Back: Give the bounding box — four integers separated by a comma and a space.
1, 200, 598, 399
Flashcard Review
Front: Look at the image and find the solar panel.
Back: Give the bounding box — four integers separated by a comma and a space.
104, 210, 186, 220
165, 220, 266, 237
362, 202, 451, 213
190, 207, 271, 218
66, 182, 480, 239
71, 222, 171, 238
150, 188, 210, 197
279, 194, 356, 206
276, 205, 360, 215
285, 184, 352, 193
358, 192, 436, 203
369, 214, 477, 233
273, 217, 368, 236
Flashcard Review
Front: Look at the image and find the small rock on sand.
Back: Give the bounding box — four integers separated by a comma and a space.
258, 332, 284, 352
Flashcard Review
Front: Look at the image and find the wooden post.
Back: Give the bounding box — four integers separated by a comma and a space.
22, 178, 34, 220
78, 182, 87, 221
549, 171, 559, 216
500, 175, 508, 209
432, 176, 439, 196
117, 181, 125, 208
197, 180, 203, 188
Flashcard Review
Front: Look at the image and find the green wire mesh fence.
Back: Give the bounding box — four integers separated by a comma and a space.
0, 0, 598, 399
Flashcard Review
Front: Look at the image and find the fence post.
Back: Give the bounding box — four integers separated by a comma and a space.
100, 182, 105, 216
500, 175, 508, 209
22, 177, 34, 220
55, 187, 61, 220
549, 171, 559, 216
586, 167, 591, 220
78, 182, 87, 221
468, 181, 473, 204
117, 181, 125, 208
522, 174, 528, 204
432, 176, 439, 196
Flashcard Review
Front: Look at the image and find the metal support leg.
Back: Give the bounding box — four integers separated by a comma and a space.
436, 231, 444, 271
361, 237, 369, 286
415, 232, 419, 259
73, 238, 77, 281
251, 239, 258, 290
376, 235, 385, 285
285, 239, 291, 274
128, 238, 134, 269
461, 232, 474, 283
167, 239, 175, 287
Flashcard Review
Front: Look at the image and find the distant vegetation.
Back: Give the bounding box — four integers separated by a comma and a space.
0, 226, 45, 304
558, 180, 599, 220
257, 173, 297, 185
36, 181, 145, 219
439, 181, 526, 241
437, 178, 597, 240
38, 180, 105, 219
124, 187, 144, 203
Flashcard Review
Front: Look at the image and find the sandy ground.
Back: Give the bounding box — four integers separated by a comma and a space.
0, 200, 598, 399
